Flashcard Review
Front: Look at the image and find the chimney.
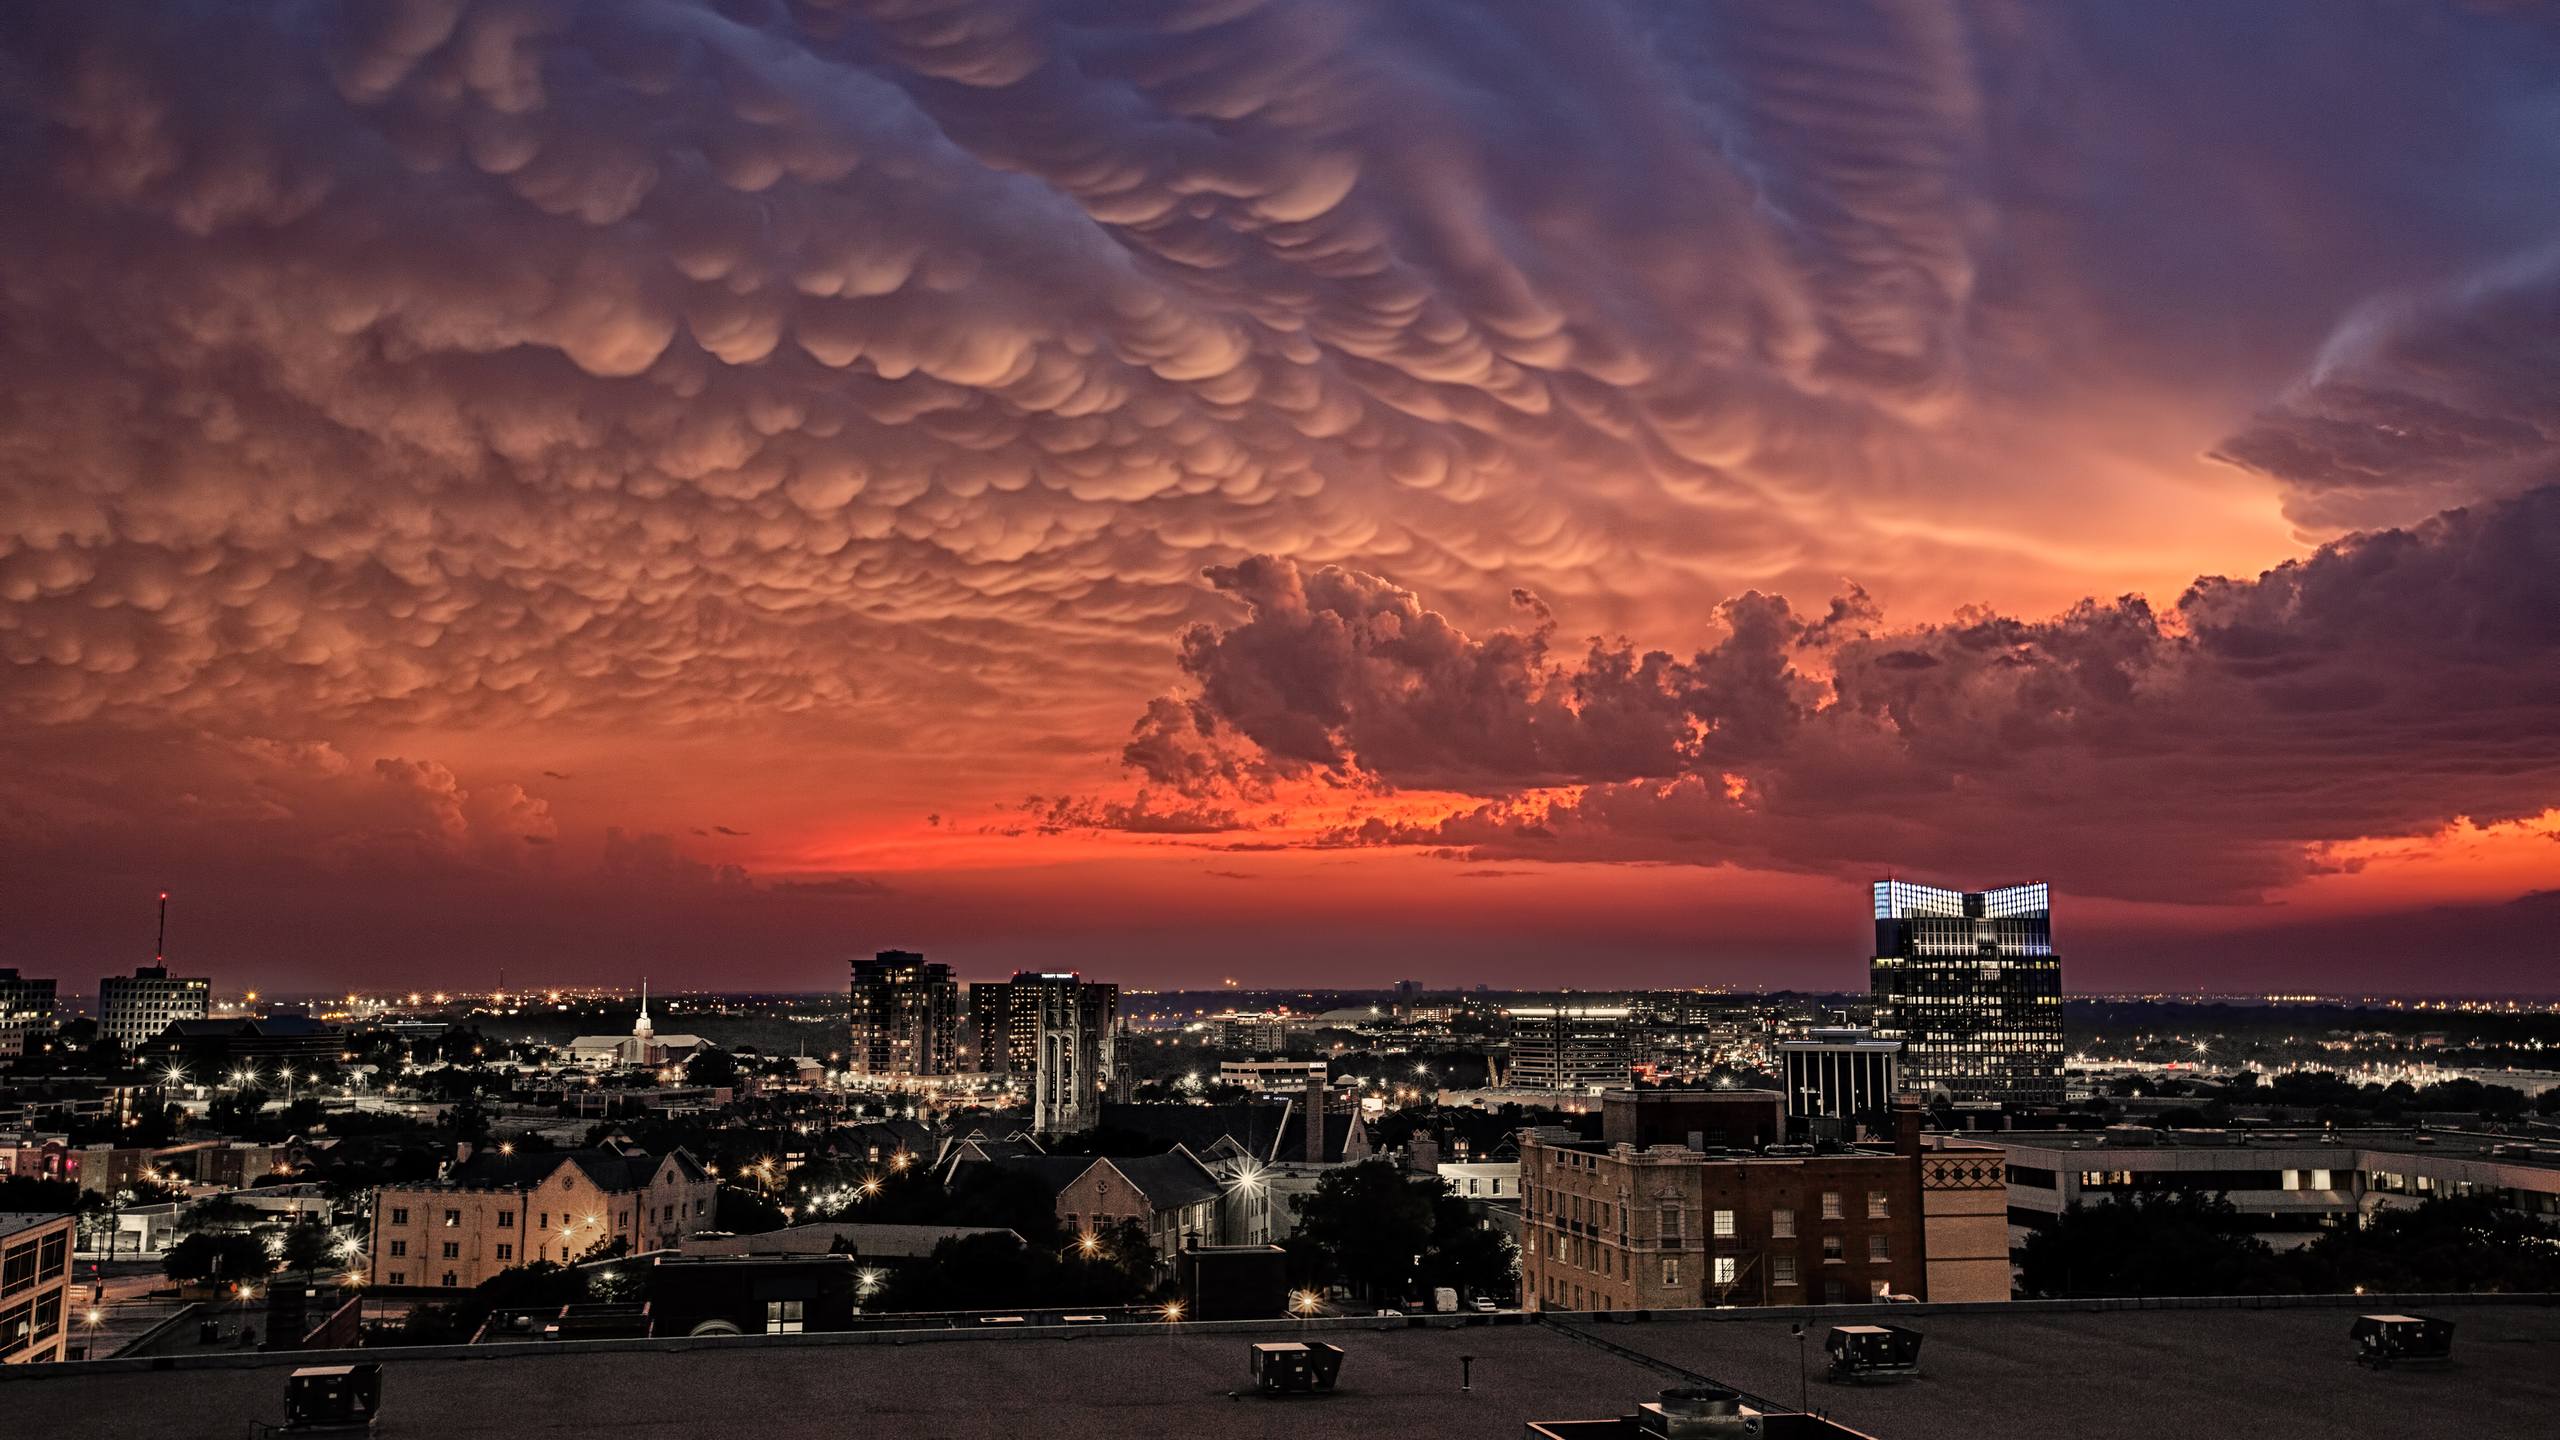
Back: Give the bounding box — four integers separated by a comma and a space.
1407, 1131, 1441, 1176
1302, 1074, 1327, 1164
1893, 1093, 1923, 1157
455, 1140, 475, 1165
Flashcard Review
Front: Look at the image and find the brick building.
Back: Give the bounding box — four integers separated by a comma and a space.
0, 1212, 74, 1364
1521, 1093, 1933, 1311
368, 1146, 713, 1291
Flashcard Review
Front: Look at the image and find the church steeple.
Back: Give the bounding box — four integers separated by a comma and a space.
634, 977, 654, 1041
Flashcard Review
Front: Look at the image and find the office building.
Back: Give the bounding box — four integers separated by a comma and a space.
1218, 1059, 1330, 1095
1213, 1013, 1292, 1052
0, 970, 57, 1058
368, 1146, 713, 1291
0, 1211, 74, 1364
967, 972, 1117, 1133
847, 950, 959, 1080
1990, 1125, 2560, 1252
97, 965, 210, 1052
1779, 1028, 1905, 1136
1868, 880, 2063, 1108
1505, 1006, 1635, 1092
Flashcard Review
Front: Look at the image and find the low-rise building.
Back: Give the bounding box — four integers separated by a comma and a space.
1987, 1125, 2560, 1252
0, 970, 58, 1058
367, 1145, 714, 1291
0, 1211, 74, 1364
1522, 1092, 2004, 1309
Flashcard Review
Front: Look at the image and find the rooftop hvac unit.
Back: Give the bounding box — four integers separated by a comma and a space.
2353, 1314, 2455, 1369
283, 1364, 381, 1432
1249, 1340, 1347, 1395
1825, 1324, 1924, 1382
1637, 1385, 1765, 1438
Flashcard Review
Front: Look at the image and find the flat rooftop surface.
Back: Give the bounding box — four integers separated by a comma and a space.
1585, 1302, 2560, 1440
6, 1302, 2556, 1440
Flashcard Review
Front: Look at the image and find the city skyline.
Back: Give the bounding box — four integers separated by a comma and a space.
2, 5, 2556, 994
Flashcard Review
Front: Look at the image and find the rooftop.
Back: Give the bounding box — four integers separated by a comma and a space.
0, 1210, 73, 1242
5, 1297, 2553, 1439
1977, 1127, 2560, 1170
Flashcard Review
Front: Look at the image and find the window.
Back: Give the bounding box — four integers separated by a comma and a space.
1662, 1258, 1680, 1286
1, 1245, 33, 1297
388, 1241, 407, 1258
1712, 1257, 1737, 1286
1772, 1255, 1798, 1286
496, 1244, 513, 1261
539, 1213, 549, 1231
1820, 1191, 1842, 1220
1658, 1205, 1682, 1240
390, 1208, 409, 1226
440, 1241, 460, 1259
440, 1273, 458, 1288
37, 1232, 67, 1280
1712, 1209, 1736, 1238
1822, 1235, 1844, 1262
1868, 1234, 1889, 1262
766, 1300, 804, 1335
388, 1272, 405, 1286
1866, 1191, 1889, 1219
498, 1212, 514, 1229
442, 1210, 460, 1228
1771, 1207, 1795, 1239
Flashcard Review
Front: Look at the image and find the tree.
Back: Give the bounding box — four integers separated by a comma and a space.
276, 1222, 343, 1280
1300, 1153, 1464, 1301
2019, 1191, 2280, 1298
684, 1047, 742, 1088
2284, 1198, 2560, 1294
715, 1185, 788, 1235
163, 1231, 278, 1289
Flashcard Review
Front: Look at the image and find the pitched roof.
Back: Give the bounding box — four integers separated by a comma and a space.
1099, 1151, 1223, 1212
440, 1146, 705, 1194
1095, 1102, 1289, 1163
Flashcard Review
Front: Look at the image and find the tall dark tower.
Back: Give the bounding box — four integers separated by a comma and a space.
1869, 880, 2063, 1109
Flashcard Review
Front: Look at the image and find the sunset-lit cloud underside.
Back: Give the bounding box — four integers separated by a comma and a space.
1, 2, 2556, 993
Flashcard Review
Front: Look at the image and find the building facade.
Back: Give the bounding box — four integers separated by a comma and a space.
97, 965, 210, 1052
1869, 880, 2063, 1108
1990, 1126, 2560, 1252
0, 970, 57, 1058
847, 951, 959, 1080
1506, 1007, 1636, 1093
0, 1212, 74, 1363
368, 1148, 714, 1291
1520, 1125, 1927, 1311
1780, 1027, 1906, 1136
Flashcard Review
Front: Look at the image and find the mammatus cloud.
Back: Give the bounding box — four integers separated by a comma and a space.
0, 3, 2555, 986
1123, 485, 2560, 902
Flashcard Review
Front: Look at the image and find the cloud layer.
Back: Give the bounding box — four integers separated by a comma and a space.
1128, 484, 2560, 902
0, 2, 2554, 989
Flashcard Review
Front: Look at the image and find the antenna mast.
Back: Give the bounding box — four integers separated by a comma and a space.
155, 890, 169, 965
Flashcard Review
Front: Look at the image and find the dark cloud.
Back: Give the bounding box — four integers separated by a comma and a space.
1137, 485, 2560, 902
1018, 792, 1248, 836
2213, 249, 2560, 529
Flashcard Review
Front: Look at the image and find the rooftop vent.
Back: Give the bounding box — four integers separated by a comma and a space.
1825, 1324, 1925, 1383
2353, 1314, 2454, 1369
1249, 1340, 1346, 1395
1638, 1385, 1764, 1438
283, 1363, 381, 1432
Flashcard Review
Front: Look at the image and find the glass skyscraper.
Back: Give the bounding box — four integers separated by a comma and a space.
1868, 880, 2064, 1108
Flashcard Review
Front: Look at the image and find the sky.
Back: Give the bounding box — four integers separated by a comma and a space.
1, 1, 2556, 997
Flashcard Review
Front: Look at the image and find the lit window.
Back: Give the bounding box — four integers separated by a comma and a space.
1712, 1257, 1737, 1286
1771, 1208, 1795, 1239
1712, 1209, 1735, 1238
1820, 1192, 1842, 1220
766, 1300, 805, 1335
1867, 1191, 1889, 1219
1662, 1258, 1680, 1286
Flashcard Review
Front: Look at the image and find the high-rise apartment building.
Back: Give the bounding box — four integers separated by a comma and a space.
968, 972, 1117, 1133
1505, 1006, 1636, 1092
98, 965, 210, 1052
847, 950, 959, 1080
1868, 880, 2063, 1108
0, 969, 58, 1058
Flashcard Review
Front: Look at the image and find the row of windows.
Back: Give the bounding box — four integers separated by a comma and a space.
3, 1231, 71, 1296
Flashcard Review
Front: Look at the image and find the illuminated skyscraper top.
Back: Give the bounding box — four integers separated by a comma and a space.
1869, 879, 2063, 1108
